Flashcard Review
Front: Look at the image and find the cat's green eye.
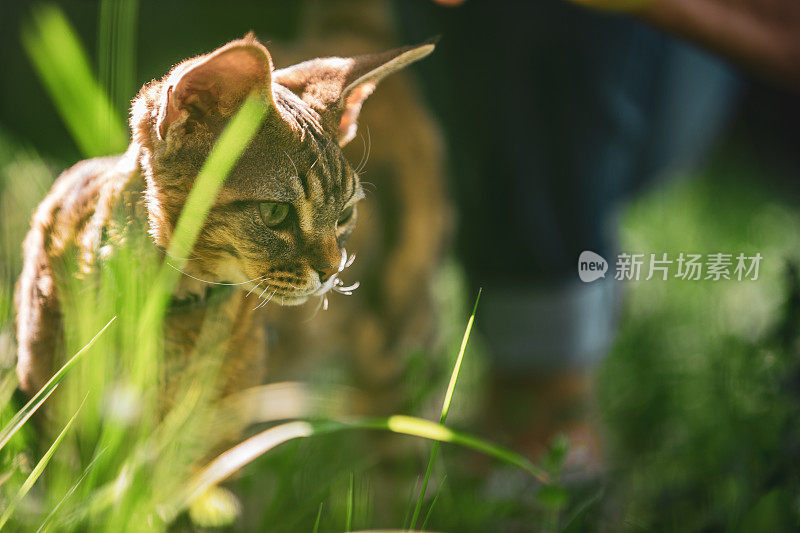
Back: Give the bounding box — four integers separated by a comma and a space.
338, 205, 355, 226
259, 202, 290, 227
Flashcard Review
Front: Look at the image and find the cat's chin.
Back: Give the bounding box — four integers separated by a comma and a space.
275, 294, 311, 306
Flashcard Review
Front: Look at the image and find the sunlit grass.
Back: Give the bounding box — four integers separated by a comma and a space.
21, 5, 128, 157
409, 288, 481, 530
0, 395, 85, 529
0, 317, 116, 452
137, 93, 268, 339
97, 0, 139, 117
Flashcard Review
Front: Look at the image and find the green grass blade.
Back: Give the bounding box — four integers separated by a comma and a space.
312, 502, 323, 533
35, 448, 108, 533
164, 421, 315, 522
0, 396, 86, 528
562, 488, 604, 533
138, 93, 266, 335
21, 4, 128, 157
440, 289, 481, 425
376, 415, 548, 482
421, 474, 446, 531
98, 0, 139, 116
163, 414, 547, 524
165, 94, 266, 263
0, 386, 56, 451
410, 440, 441, 531
0, 371, 19, 409
0, 316, 116, 451
410, 289, 481, 529
0, 470, 14, 489
401, 476, 419, 530
345, 472, 354, 531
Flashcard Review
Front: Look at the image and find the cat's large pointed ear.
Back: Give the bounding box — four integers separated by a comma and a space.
156, 35, 274, 141
273, 41, 435, 146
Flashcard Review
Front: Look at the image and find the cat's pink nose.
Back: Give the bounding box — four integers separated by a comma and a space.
315, 265, 338, 283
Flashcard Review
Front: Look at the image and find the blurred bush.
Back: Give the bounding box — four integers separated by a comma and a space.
598, 146, 800, 530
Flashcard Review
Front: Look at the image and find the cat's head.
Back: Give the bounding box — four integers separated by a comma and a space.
131, 34, 433, 305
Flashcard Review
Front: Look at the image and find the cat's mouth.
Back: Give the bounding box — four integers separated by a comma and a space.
312, 249, 359, 311
243, 249, 358, 310
168, 249, 358, 312
253, 249, 359, 310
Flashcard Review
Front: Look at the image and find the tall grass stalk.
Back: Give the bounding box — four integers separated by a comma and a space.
137, 93, 267, 339
420, 474, 446, 531
312, 502, 324, 533
165, 414, 548, 522
0, 396, 86, 529
346, 472, 354, 531
0, 317, 116, 451
98, 0, 139, 117
21, 4, 128, 157
409, 289, 481, 530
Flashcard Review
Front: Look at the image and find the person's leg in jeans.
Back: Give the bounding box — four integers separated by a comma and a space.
395, 0, 739, 463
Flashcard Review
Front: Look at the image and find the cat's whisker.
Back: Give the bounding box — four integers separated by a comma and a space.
334, 281, 360, 293
263, 288, 278, 306
338, 249, 349, 272
284, 150, 300, 178
355, 127, 372, 175
355, 132, 369, 174
246, 277, 269, 297
361, 127, 372, 173
253, 288, 278, 311
302, 295, 326, 322
166, 263, 265, 287
360, 181, 377, 195
261, 289, 283, 307
313, 248, 359, 298
253, 283, 272, 303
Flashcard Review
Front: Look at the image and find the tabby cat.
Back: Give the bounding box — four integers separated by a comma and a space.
264, 0, 451, 413
15, 34, 434, 397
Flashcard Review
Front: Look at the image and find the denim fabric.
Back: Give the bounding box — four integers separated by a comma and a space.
396, 0, 740, 370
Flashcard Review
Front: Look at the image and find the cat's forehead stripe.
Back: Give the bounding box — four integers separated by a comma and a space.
295, 201, 314, 234
307, 133, 350, 201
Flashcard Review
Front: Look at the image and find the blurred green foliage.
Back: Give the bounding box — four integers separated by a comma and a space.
598, 151, 800, 530
21, 5, 128, 157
